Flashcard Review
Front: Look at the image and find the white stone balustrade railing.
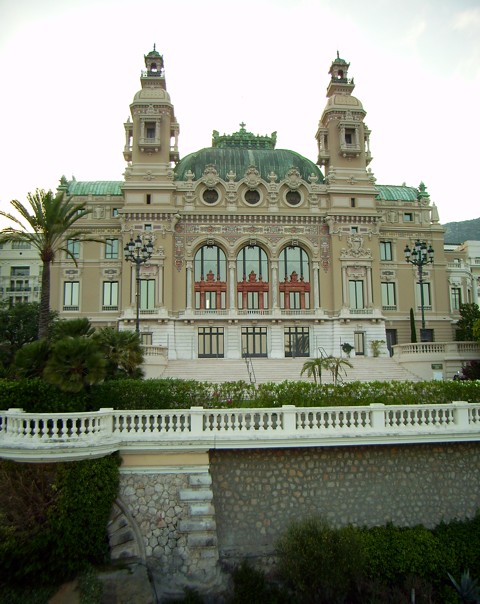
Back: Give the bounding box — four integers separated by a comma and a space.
0, 403, 479, 461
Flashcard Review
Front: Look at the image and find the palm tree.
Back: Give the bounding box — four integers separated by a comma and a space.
325, 356, 353, 386
0, 189, 90, 339
300, 357, 331, 385
43, 337, 107, 393
93, 328, 144, 378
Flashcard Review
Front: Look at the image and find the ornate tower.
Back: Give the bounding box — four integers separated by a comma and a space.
316, 52, 373, 177
123, 46, 180, 200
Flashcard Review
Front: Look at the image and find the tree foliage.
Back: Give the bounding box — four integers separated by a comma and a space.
10, 318, 144, 392
93, 327, 144, 379
0, 189, 90, 339
0, 302, 56, 372
43, 337, 107, 393
301, 356, 353, 386
456, 303, 480, 342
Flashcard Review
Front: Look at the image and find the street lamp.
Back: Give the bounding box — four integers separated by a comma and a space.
124, 234, 154, 333
404, 240, 434, 342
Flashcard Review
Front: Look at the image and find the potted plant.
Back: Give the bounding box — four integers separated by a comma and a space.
370, 339, 385, 358
341, 342, 354, 357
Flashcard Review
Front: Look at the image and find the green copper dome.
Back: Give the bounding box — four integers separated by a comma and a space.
175, 148, 323, 183
175, 124, 324, 184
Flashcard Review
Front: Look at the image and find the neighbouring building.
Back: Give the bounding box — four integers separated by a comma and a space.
0, 241, 43, 306
33, 48, 477, 359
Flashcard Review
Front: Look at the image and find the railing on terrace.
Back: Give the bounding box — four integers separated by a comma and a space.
0, 403, 479, 461
393, 341, 480, 357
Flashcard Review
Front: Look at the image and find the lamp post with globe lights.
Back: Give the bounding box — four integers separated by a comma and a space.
404, 240, 434, 342
124, 235, 154, 333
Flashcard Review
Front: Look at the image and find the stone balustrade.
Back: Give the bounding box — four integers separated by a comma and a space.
1, 402, 479, 461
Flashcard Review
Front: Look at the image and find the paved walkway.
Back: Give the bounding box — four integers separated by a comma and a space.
48, 581, 80, 604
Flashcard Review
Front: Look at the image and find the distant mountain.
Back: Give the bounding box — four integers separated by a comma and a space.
442, 218, 480, 244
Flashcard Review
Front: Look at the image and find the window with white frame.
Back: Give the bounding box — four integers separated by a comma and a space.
102, 281, 119, 310
105, 239, 119, 259
140, 279, 155, 310
416, 282, 432, 309
63, 281, 79, 310
380, 241, 393, 261
381, 282, 396, 309
349, 280, 364, 309
451, 287, 462, 311
66, 239, 80, 259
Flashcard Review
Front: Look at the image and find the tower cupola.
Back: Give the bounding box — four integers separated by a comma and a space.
326, 51, 355, 98
144, 44, 164, 77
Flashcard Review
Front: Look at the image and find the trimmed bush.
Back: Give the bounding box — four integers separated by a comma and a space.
1, 376, 479, 413
277, 517, 366, 603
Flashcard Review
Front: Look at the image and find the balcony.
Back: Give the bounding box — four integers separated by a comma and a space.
339, 142, 361, 159
138, 137, 160, 152
392, 341, 480, 380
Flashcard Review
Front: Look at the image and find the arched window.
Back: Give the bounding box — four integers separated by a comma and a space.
279, 245, 310, 310
236, 245, 269, 310
194, 244, 227, 310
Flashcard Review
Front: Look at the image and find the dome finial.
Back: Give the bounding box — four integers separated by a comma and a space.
337, 50, 340, 59
153, 43, 156, 51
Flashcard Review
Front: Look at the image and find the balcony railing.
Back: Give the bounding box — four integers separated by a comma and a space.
1, 402, 479, 461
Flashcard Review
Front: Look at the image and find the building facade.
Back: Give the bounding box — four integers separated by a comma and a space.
0, 241, 43, 306
44, 48, 470, 360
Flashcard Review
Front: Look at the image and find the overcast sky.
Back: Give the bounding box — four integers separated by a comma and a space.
1, 0, 479, 227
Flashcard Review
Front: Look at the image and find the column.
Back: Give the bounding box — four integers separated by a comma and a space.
229, 261, 236, 311
342, 266, 348, 306
186, 261, 193, 310
271, 261, 279, 309
157, 261, 164, 306
366, 267, 373, 307
313, 261, 320, 310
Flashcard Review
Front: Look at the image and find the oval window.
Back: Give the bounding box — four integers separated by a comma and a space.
203, 189, 219, 204
286, 190, 301, 206
244, 189, 260, 205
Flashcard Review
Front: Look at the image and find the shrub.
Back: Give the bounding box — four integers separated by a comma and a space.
0, 453, 120, 586
230, 560, 288, 604
0, 378, 88, 412
277, 517, 365, 603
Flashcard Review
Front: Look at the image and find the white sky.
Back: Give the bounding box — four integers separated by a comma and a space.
1, 0, 479, 226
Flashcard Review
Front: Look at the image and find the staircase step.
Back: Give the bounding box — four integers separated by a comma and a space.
160, 357, 422, 384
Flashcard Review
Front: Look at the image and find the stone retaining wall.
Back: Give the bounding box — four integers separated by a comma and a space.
210, 443, 480, 563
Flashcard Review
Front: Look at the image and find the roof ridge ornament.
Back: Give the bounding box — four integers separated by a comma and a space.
212, 125, 277, 149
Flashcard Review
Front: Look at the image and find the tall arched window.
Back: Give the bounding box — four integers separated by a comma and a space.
236, 245, 269, 310
194, 244, 227, 310
279, 245, 311, 310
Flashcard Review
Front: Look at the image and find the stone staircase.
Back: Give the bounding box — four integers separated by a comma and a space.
160, 356, 422, 384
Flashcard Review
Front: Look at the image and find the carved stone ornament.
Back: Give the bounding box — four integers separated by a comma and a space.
202, 165, 220, 188
244, 165, 261, 188
340, 234, 372, 259
227, 170, 236, 182
93, 206, 105, 219
325, 167, 336, 184
285, 168, 301, 190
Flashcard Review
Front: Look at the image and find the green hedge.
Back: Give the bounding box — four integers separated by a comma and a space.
0, 378, 88, 412
1, 377, 479, 413
0, 453, 120, 587
275, 515, 480, 603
